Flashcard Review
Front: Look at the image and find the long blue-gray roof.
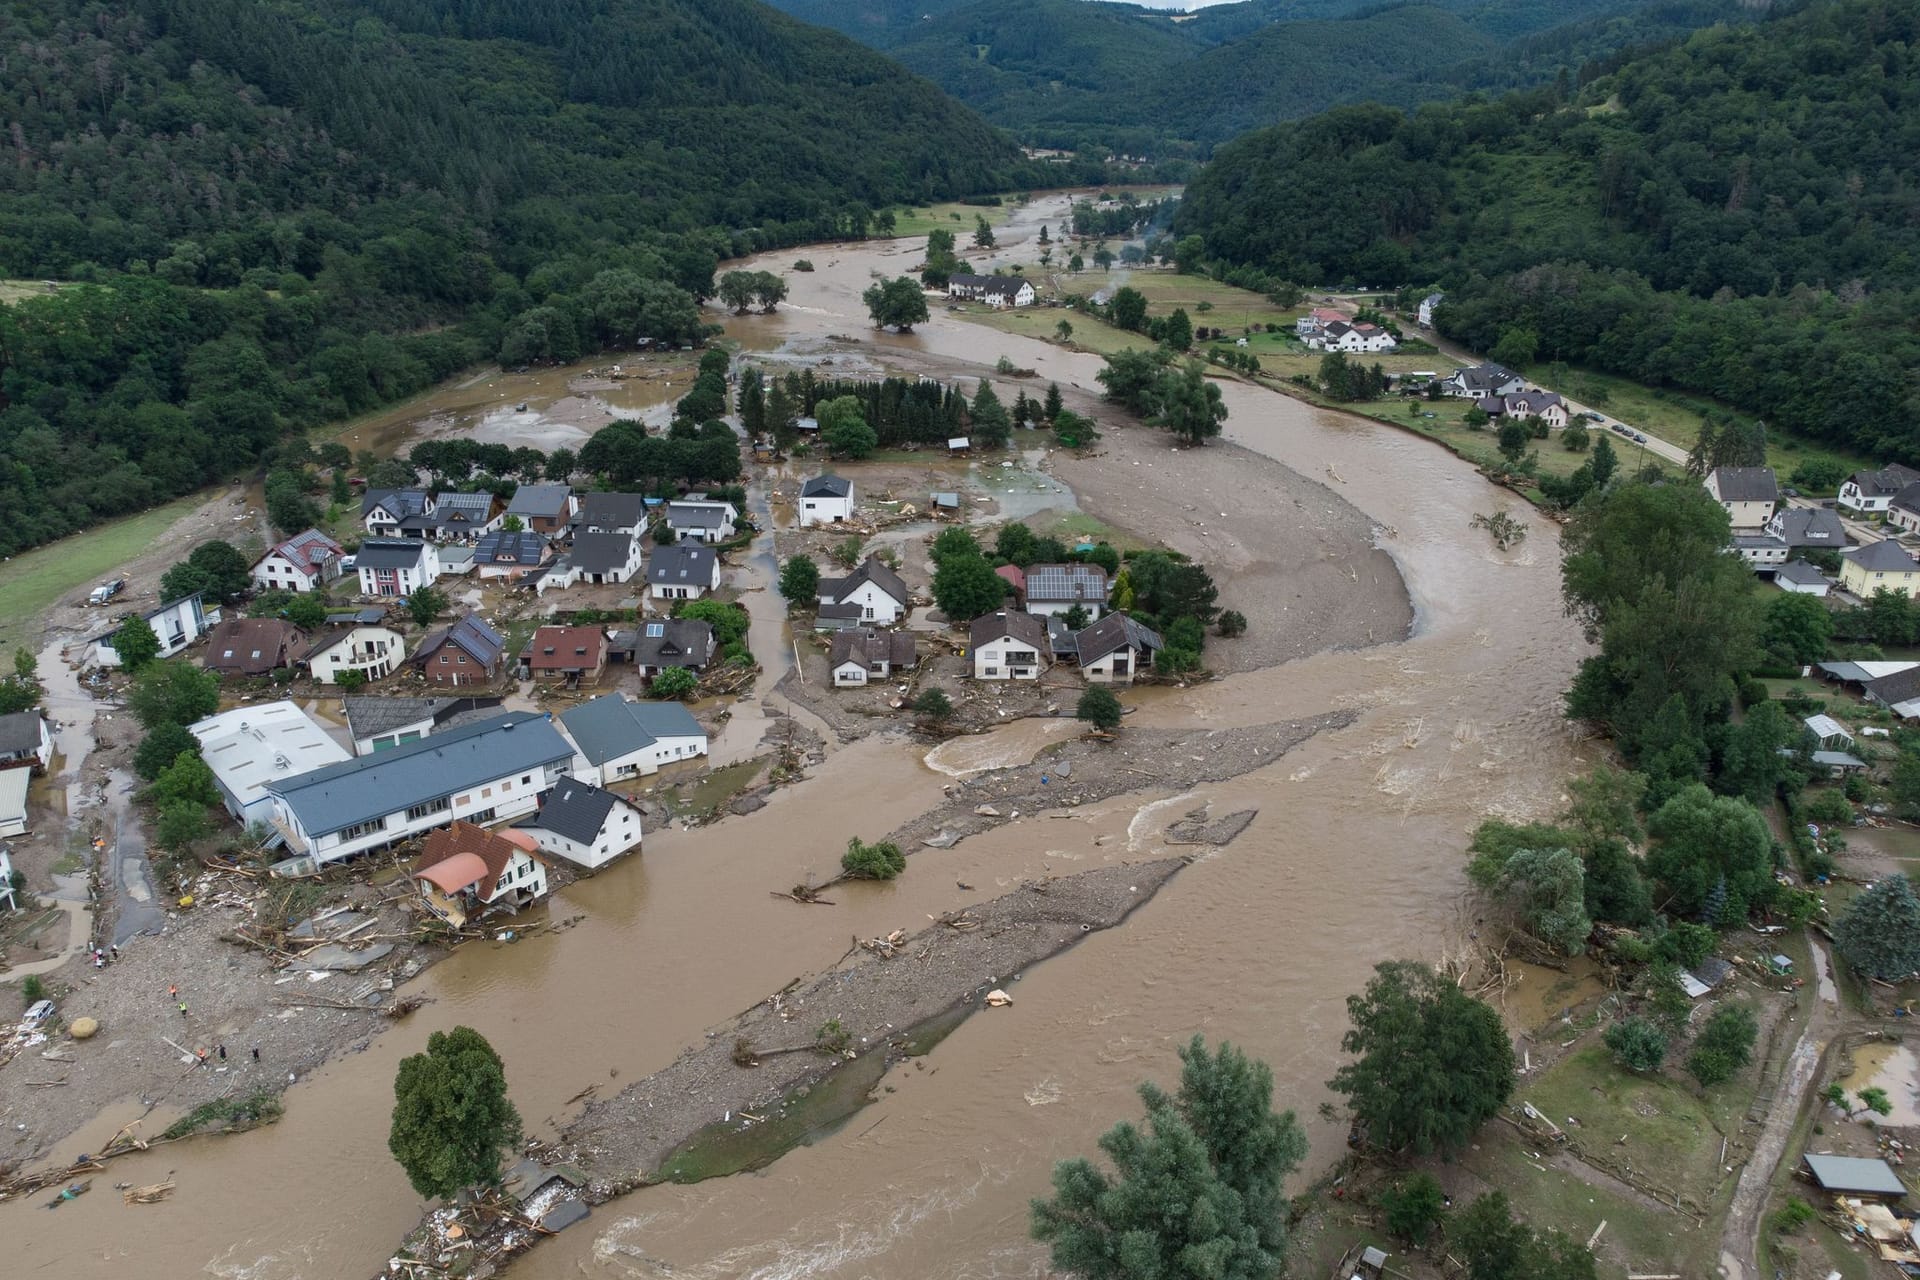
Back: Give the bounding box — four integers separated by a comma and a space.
267, 711, 572, 836
560, 695, 704, 765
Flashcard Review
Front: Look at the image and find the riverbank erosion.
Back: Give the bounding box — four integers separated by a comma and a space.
391, 860, 1188, 1274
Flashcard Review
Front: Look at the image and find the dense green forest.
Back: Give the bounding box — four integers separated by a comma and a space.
0, 0, 1035, 558
769, 0, 1724, 152
1177, 0, 1920, 459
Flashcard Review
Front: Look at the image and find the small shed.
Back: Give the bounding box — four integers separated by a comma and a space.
947, 436, 971, 455
1804, 1153, 1908, 1199
1811, 749, 1868, 776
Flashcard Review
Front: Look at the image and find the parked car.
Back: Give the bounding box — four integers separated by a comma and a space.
87, 579, 125, 606
21, 998, 55, 1030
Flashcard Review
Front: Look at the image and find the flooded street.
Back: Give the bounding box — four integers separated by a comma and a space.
4, 195, 1591, 1278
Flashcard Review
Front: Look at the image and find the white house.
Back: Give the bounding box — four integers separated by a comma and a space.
829, 628, 917, 686
648, 545, 720, 601
1498, 390, 1569, 430
1073, 613, 1163, 685
817, 557, 910, 625
1704, 467, 1778, 529
1767, 506, 1849, 550
0, 847, 15, 910
1840, 464, 1920, 516
356, 538, 441, 597
1294, 307, 1344, 338
1417, 292, 1443, 328
576, 492, 649, 536
362, 489, 431, 538
798, 474, 855, 527
970, 610, 1051, 680
0, 711, 53, 772
413, 822, 549, 928
1731, 534, 1789, 567
0, 767, 28, 838
514, 776, 644, 872
471, 529, 549, 582
1310, 320, 1397, 353
251, 530, 345, 594
947, 274, 1036, 308
559, 695, 708, 784
665, 499, 738, 543
302, 617, 407, 684
1775, 560, 1832, 597
1023, 563, 1109, 619
1888, 482, 1920, 535
568, 530, 645, 585
1441, 364, 1524, 400
91, 593, 218, 667
191, 701, 353, 830
265, 711, 575, 864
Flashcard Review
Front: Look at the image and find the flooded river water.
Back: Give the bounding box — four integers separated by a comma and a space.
6, 194, 1592, 1278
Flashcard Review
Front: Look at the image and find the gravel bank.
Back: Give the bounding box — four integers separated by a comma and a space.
552, 857, 1188, 1186
896, 712, 1355, 853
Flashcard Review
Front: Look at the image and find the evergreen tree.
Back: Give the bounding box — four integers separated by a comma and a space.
970, 381, 1013, 450
1031, 1038, 1305, 1280
1834, 874, 1920, 979
1044, 381, 1064, 422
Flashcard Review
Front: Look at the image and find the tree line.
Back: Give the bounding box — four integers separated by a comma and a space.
1176, 0, 1920, 459
0, 0, 1046, 558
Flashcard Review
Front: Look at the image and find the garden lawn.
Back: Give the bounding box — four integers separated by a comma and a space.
885, 199, 1015, 238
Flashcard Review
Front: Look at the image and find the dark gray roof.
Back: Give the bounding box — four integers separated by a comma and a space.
1691, 957, 1733, 987
970, 610, 1049, 652
416, 615, 506, 669
800, 474, 851, 499
816, 601, 863, 621
326, 607, 389, 626
1504, 390, 1565, 415
1845, 540, 1920, 573
950, 273, 1030, 299
560, 695, 704, 765
1074, 613, 1164, 665
363, 489, 428, 518
435, 491, 496, 519
1775, 560, 1829, 585
343, 696, 465, 742
578, 492, 648, 529
268, 711, 572, 837
1803, 1153, 1907, 1196
1849, 464, 1920, 498
1024, 563, 1109, 604
821, 556, 908, 606
355, 538, 431, 570
1448, 364, 1517, 393
571, 531, 639, 575
507, 484, 573, 518
473, 529, 548, 565
0, 710, 45, 755
1866, 665, 1920, 707
1769, 507, 1847, 547
632, 618, 712, 669
1709, 467, 1778, 503
666, 502, 731, 530
1046, 616, 1078, 657
648, 544, 717, 585
517, 776, 629, 846
829, 628, 917, 671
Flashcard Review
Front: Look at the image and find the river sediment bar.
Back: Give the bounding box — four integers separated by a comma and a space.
554, 857, 1189, 1186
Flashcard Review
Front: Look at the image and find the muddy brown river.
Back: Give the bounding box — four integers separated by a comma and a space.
5, 193, 1591, 1278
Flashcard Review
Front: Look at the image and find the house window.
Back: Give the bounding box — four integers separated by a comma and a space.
469, 807, 496, 823
522, 775, 532, 785
405, 797, 452, 821
340, 817, 387, 841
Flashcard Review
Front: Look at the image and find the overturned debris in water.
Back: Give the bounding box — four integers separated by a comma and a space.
1165, 806, 1259, 847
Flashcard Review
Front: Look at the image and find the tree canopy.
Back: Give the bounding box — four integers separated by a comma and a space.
1030, 1036, 1306, 1280
1329, 960, 1514, 1154
389, 1026, 522, 1200
1834, 874, 1920, 980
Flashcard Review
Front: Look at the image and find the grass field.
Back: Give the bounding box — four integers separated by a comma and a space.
884, 199, 1016, 238
1546, 368, 1873, 487
0, 493, 207, 658
0, 278, 63, 305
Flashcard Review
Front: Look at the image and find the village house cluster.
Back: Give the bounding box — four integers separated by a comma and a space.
1702, 462, 1920, 607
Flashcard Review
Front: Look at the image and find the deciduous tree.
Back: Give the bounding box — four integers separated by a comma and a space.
1329, 961, 1514, 1153
389, 1027, 522, 1200
779, 555, 820, 603
932, 552, 1006, 622
1077, 686, 1122, 732
129, 661, 219, 729
862, 276, 929, 331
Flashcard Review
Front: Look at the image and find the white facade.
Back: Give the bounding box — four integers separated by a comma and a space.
799, 481, 855, 527
357, 544, 441, 596
276, 759, 565, 864
1779, 573, 1832, 597
571, 730, 707, 786
973, 635, 1047, 680
1082, 647, 1143, 684
820, 578, 905, 625
666, 500, 738, 543
93, 595, 217, 668
305, 626, 406, 684
832, 660, 872, 687
520, 790, 644, 872
1417, 293, 1442, 328
650, 557, 720, 600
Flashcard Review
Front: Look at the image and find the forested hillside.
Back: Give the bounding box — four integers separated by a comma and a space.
771, 0, 1702, 152
1177, 0, 1920, 459
0, 0, 1023, 557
